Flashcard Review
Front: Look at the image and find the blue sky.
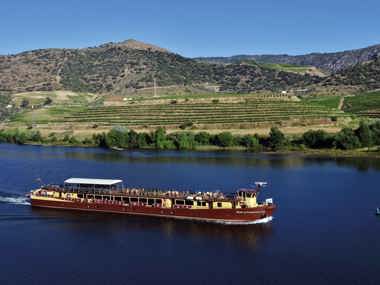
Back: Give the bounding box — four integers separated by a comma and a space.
1, 0, 379, 57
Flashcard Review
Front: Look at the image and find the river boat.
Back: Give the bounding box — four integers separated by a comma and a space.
29, 178, 276, 225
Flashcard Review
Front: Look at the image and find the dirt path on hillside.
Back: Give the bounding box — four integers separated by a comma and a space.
338, 97, 345, 110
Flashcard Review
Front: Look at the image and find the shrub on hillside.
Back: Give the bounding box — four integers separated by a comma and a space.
268, 127, 286, 150
194, 132, 211, 145
93, 133, 107, 148
128, 130, 139, 148
370, 121, 380, 145
355, 121, 373, 147
302, 130, 333, 149
179, 121, 193, 130
137, 133, 150, 148
214, 132, 234, 147
334, 128, 361, 150
173, 133, 196, 150
29, 131, 43, 142
153, 127, 174, 149
44, 97, 53, 105
239, 134, 261, 151
20, 99, 29, 108
105, 126, 129, 148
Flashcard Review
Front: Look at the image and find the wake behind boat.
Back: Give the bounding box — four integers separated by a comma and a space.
29, 178, 276, 225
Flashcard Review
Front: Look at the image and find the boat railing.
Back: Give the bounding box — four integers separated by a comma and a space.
37, 185, 235, 202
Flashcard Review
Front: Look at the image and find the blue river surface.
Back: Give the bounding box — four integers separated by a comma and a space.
0, 143, 379, 285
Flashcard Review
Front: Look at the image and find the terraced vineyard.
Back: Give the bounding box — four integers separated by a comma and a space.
343, 91, 380, 118
61, 99, 346, 128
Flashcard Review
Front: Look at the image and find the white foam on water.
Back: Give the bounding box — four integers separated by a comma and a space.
0, 195, 30, 206
249, 216, 273, 224
216, 216, 274, 225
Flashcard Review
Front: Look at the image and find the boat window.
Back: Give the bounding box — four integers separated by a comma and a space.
217, 202, 222, 208
197, 201, 202, 206
87, 195, 94, 199
78, 194, 84, 198
176, 200, 185, 205
148, 199, 154, 205
130, 197, 138, 202
104, 196, 111, 200
95, 195, 102, 200
201, 202, 207, 207
115, 196, 122, 201
185, 200, 193, 206
139, 198, 147, 204
155, 199, 162, 204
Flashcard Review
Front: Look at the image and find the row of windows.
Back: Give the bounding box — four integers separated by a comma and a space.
78, 194, 211, 207
174, 200, 208, 207
78, 194, 162, 205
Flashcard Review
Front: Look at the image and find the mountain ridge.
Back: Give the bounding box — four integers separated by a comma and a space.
0, 39, 317, 94
1, 39, 380, 95
195, 43, 380, 73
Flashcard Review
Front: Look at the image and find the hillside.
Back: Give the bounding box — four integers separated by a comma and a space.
3, 91, 346, 138
196, 44, 380, 73
323, 57, 380, 89
0, 40, 318, 95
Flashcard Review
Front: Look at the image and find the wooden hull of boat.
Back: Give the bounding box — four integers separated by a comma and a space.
31, 198, 275, 225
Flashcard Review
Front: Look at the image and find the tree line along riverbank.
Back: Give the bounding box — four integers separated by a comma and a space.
0, 121, 380, 155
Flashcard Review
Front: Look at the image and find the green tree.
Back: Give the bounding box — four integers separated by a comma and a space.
48, 133, 57, 143
268, 127, 286, 150
355, 121, 373, 147
82, 137, 93, 145
12, 129, 27, 145
174, 133, 196, 150
370, 121, 380, 145
128, 130, 139, 148
137, 133, 149, 148
302, 130, 332, 149
334, 128, 361, 150
194, 132, 211, 145
240, 134, 261, 150
215, 132, 234, 147
93, 133, 107, 148
105, 126, 129, 148
29, 130, 43, 142
153, 127, 168, 149
68, 136, 79, 145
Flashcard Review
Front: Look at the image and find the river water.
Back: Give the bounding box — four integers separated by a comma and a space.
0, 144, 379, 285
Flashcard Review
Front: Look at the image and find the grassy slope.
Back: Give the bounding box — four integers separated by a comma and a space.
343, 91, 380, 116
302, 96, 341, 109
261, 63, 312, 73
7, 91, 98, 124
240, 60, 325, 76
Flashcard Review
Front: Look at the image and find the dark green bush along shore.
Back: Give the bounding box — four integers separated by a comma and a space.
1, 121, 380, 155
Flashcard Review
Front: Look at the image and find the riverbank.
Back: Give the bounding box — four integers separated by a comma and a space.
1, 122, 380, 158
15, 141, 380, 159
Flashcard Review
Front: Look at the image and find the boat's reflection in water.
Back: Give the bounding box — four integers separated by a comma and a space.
31, 207, 274, 251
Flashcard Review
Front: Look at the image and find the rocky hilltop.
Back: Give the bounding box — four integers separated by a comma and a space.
324, 56, 380, 89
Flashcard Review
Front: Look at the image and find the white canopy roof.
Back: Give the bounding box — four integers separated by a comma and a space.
64, 178, 123, 186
